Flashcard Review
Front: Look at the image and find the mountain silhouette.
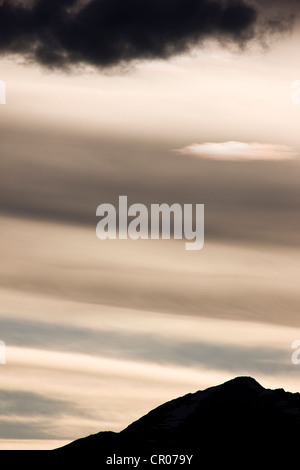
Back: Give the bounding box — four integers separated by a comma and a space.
54, 376, 300, 466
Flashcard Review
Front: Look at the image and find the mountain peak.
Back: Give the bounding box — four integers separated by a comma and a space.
56, 376, 300, 465
120, 376, 266, 438
220, 375, 264, 390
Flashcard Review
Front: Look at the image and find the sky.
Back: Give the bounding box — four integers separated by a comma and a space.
0, 0, 300, 450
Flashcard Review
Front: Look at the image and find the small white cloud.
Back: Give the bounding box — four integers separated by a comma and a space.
175, 141, 297, 161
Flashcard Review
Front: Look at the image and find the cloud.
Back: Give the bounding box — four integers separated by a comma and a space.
175, 141, 297, 161
2, 129, 300, 248
0, 317, 292, 375
0, 0, 295, 70
2, 320, 299, 440
0, 390, 81, 438
0, 389, 73, 418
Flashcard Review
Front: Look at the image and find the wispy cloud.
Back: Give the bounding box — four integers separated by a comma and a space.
175, 141, 297, 161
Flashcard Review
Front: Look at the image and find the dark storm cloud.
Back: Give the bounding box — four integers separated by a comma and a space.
0, 0, 293, 69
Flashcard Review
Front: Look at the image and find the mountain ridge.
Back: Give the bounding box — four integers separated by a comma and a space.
54, 376, 300, 465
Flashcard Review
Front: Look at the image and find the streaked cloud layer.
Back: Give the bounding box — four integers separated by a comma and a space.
1, 294, 299, 445
1, 215, 299, 326
0, 211, 299, 448
0, 212, 299, 447
176, 141, 297, 161
1, 129, 300, 247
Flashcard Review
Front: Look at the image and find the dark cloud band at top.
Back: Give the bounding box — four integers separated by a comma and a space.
0, 0, 294, 69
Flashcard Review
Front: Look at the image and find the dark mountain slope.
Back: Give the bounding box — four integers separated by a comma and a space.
55, 376, 300, 466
